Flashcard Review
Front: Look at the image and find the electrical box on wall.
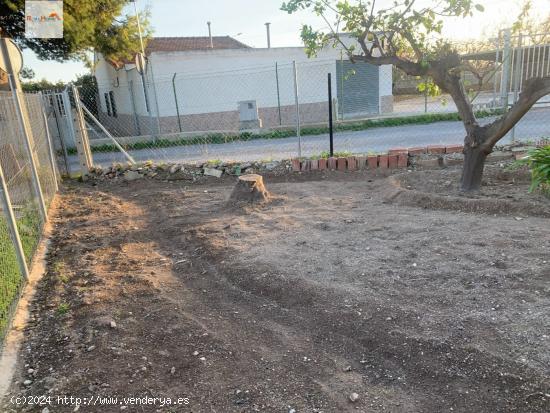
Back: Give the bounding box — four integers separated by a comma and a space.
238, 100, 262, 130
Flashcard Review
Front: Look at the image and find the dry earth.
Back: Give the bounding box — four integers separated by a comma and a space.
1, 164, 549, 413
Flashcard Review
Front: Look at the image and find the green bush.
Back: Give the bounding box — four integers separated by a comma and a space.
517, 145, 550, 194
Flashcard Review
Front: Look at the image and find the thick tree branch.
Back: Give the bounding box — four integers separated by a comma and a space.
431, 68, 478, 136
352, 53, 426, 76
483, 76, 550, 148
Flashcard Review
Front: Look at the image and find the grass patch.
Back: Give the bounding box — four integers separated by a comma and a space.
0, 204, 42, 340
63, 110, 503, 156
56, 302, 70, 316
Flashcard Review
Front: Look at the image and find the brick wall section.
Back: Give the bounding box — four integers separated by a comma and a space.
291, 144, 466, 173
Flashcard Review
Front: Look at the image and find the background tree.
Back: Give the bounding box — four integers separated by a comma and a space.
21, 78, 65, 92
0, 0, 151, 75
282, 0, 550, 191
457, 39, 496, 93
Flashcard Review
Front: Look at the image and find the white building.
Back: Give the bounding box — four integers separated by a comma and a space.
93, 35, 393, 137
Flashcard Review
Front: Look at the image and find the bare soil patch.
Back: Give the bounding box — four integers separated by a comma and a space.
2, 168, 549, 412
390, 163, 550, 217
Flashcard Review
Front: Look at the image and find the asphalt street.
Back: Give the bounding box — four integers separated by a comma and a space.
67, 106, 550, 172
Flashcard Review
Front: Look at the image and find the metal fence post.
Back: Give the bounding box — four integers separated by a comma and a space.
5, 77, 48, 223
0, 162, 29, 281
140, 68, 155, 139
128, 80, 141, 136
292, 60, 302, 158
275, 62, 282, 126
328, 72, 334, 157
148, 60, 162, 135
1, 38, 48, 223
172, 73, 183, 132
39, 93, 59, 191
424, 76, 429, 113
71, 85, 94, 173
340, 54, 345, 120
52, 92, 71, 174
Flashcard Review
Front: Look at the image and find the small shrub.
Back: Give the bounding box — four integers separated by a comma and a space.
517, 146, 550, 194
57, 303, 70, 315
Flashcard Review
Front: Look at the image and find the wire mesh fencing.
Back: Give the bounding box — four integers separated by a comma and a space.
64, 41, 550, 171
0, 90, 59, 342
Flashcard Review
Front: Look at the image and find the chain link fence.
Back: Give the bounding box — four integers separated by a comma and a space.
48, 34, 549, 172
0, 90, 59, 342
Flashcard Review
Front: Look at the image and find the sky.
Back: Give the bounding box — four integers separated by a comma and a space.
22, 0, 550, 82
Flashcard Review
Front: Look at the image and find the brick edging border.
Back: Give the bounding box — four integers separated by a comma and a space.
292, 145, 465, 172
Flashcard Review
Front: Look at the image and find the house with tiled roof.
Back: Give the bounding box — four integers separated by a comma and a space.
93, 35, 393, 136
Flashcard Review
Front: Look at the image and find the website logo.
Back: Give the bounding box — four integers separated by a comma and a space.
25, 1, 63, 39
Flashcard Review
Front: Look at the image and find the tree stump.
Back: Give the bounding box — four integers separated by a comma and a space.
228, 174, 270, 205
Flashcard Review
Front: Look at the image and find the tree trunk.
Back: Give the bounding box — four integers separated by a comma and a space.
461, 143, 489, 191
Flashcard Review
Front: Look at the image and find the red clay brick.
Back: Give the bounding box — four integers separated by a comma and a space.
445, 144, 464, 154
356, 156, 367, 169
292, 159, 301, 172
301, 160, 310, 172
407, 147, 427, 155
427, 145, 446, 154
378, 155, 389, 169
310, 159, 319, 170
318, 158, 327, 170
388, 154, 398, 169
389, 147, 408, 155
347, 156, 357, 170
397, 154, 409, 168
337, 157, 347, 171
367, 155, 378, 169
328, 157, 337, 170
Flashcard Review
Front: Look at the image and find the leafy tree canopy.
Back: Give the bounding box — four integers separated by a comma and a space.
0, 0, 152, 65
281, 0, 550, 191
281, 0, 485, 75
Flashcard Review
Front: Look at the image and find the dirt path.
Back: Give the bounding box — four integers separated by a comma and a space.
1, 169, 549, 412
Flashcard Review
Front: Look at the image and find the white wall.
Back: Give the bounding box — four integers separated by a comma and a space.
95, 44, 392, 118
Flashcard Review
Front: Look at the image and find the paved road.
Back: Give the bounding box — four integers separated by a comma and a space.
68, 106, 550, 172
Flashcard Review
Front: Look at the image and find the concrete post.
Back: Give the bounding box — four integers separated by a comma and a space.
511, 34, 524, 142
499, 29, 512, 109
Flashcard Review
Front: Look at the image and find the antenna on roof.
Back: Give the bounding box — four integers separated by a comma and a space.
265, 22, 271, 49
207, 22, 213, 48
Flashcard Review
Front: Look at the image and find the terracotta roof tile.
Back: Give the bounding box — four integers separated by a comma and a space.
145, 36, 251, 53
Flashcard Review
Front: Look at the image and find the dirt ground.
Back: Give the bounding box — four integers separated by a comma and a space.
2, 164, 549, 412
